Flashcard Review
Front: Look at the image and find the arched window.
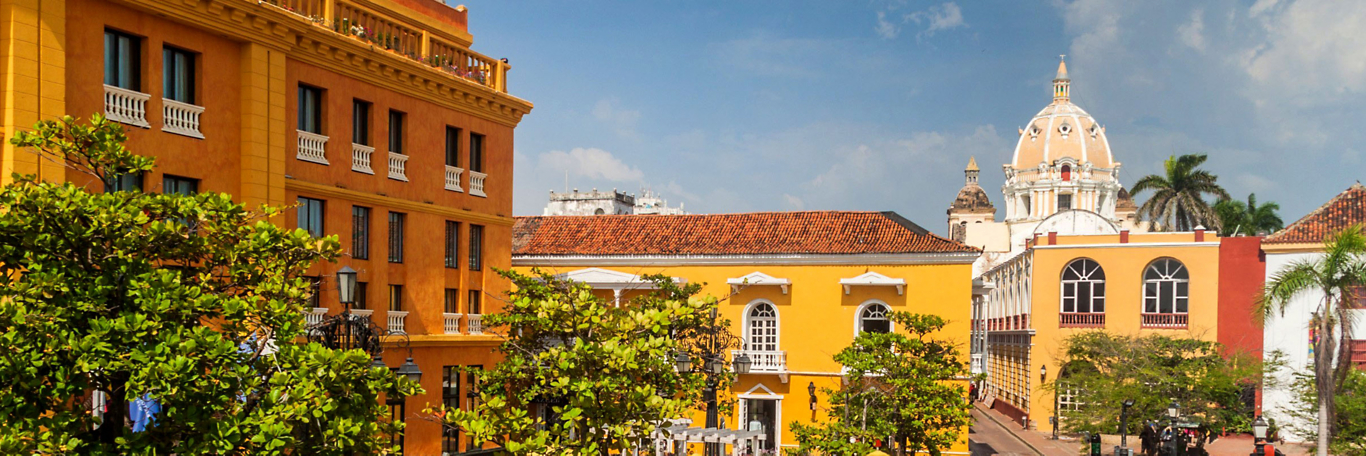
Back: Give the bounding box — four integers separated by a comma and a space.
1061, 164, 1072, 181
744, 301, 779, 352
858, 301, 891, 334
1143, 259, 1189, 315
1061, 259, 1105, 313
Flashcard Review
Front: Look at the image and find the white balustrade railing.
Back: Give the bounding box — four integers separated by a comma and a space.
296, 130, 329, 164
387, 310, 408, 334
732, 349, 786, 373
351, 309, 374, 319
388, 152, 409, 181
443, 313, 462, 334
305, 307, 328, 328
351, 143, 375, 174
161, 99, 204, 138
469, 170, 487, 197
467, 314, 483, 335
103, 84, 151, 128
445, 165, 464, 192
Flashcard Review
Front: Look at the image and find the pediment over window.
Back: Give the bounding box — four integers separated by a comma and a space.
727, 271, 791, 294
839, 272, 905, 295
555, 268, 685, 289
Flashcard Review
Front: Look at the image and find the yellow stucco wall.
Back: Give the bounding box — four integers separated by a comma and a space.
1026, 232, 1221, 433
515, 262, 974, 454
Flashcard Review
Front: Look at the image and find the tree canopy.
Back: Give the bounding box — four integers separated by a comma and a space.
435, 268, 719, 456
1214, 193, 1284, 236
790, 312, 971, 456
0, 116, 418, 455
1132, 154, 1230, 232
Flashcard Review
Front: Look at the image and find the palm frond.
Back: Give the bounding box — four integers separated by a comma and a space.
1257, 259, 1322, 322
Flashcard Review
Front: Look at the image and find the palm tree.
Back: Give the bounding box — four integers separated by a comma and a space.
1214, 193, 1284, 236
1131, 154, 1230, 231
1258, 225, 1366, 456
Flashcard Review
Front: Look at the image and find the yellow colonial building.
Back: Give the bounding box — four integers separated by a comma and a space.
512, 211, 979, 454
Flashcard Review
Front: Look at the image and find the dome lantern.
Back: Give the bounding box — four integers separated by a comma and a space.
1053, 55, 1070, 104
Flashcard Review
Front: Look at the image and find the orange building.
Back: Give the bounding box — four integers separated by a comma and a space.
0, 0, 532, 453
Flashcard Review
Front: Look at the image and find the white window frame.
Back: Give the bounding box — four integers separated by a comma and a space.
736, 383, 783, 451
854, 299, 894, 336
742, 299, 780, 352
1142, 258, 1189, 314
1060, 258, 1106, 314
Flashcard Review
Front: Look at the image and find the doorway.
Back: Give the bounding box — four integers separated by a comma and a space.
743, 398, 778, 451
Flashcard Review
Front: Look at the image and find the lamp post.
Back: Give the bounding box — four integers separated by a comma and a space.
1167, 400, 1181, 456
808, 381, 818, 411
1251, 415, 1268, 456
309, 267, 420, 379
1119, 399, 1135, 454
674, 307, 747, 456
1044, 365, 1060, 440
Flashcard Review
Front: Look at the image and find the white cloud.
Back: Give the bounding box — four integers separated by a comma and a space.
1240, 0, 1366, 108
537, 147, 644, 182
1058, 0, 1126, 65
782, 194, 806, 210
591, 99, 641, 140
1178, 9, 1206, 52
909, 3, 967, 37
875, 11, 900, 39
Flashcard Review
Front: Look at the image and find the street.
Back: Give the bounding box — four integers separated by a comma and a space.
970, 407, 1040, 456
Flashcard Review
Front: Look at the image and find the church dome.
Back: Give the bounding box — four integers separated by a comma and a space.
951, 186, 994, 213
1009, 60, 1117, 170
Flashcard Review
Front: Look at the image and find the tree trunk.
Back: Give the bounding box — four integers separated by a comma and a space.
97, 381, 127, 446
1314, 315, 1335, 456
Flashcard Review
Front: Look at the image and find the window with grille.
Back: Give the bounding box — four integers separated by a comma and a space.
297, 197, 325, 237
465, 365, 483, 451
1143, 258, 1189, 314
163, 175, 198, 195
442, 366, 462, 454
388, 212, 405, 263
110, 173, 143, 193
468, 225, 483, 270
1061, 259, 1106, 313
1058, 193, 1072, 210
389, 284, 403, 312
352, 206, 370, 260
162, 46, 195, 103
745, 302, 778, 351
445, 221, 460, 269
297, 85, 322, 134
104, 29, 141, 90
387, 399, 405, 454
859, 303, 891, 334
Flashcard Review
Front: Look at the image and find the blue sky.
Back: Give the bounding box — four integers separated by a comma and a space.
462, 0, 1366, 236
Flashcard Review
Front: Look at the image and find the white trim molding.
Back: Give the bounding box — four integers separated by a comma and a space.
554, 267, 686, 306
512, 251, 980, 267
727, 272, 791, 294
840, 271, 906, 295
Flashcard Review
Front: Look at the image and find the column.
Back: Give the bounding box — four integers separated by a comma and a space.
239, 42, 288, 209
1, 0, 67, 183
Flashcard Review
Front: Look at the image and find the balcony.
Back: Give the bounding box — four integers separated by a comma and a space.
467, 314, 483, 335
732, 349, 786, 374
443, 312, 462, 334
103, 84, 151, 128
260, 0, 510, 94
445, 165, 464, 192
469, 170, 487, 197
351, 143, 375, 174
1141, 313, 1189, 329
1059, 312, 1105, 328
351, 309, 374, 320
296, 130, 329, 164
387, 310, 407, 334
388, 152, 409, 181
304, 307, 328, 333
161, 99, 204, 138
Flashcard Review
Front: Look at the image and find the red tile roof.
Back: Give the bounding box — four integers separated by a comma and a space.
512, 211, 978, 256
1265, 183, 1366, 244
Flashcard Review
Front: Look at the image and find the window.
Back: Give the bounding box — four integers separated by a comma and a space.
162, 46, 195, 103
744, 301, 778, 351
388, 212, 405, 263
104, 29, 141, 90
388, 110, 405, 154
352, 206, 370, 260
469, 133, 484, 172
444, 288, 460, 314
297, 85, 322, 134
354, 281, 368, 310
163, 175, 198, 195
305, 276, 321, 309
387, 399, 405, 454
297, 197, 325, 237
1351, 285, 1366, 309
352, 100, 370, 145
1061, 259, 1105, 313
1058, 194, 1072, 210
1061, 164, 1072, 182
110, 173, 143, 193
389, 284, 403, 312
1143, 258, 1189, 314
468, 224, 483, 270
446, 126, 461, 167
467, 290, 482, 315
442, 366, 462, 453
445, 221, 460, 269
859, 302, 891, 334
465, 365, 483, 451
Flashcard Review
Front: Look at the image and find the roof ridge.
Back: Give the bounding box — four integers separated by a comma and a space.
1266, 183, 1366, 242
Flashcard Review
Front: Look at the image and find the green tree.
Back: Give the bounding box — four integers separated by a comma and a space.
1258, 225, 1366, 456
434, 268, 717, 456
790, 312, 971, 456
0, 116, 419, 454
1282, 367, 1366, 456
1214, 193, 1284, 236
1051, 332, 1260, 435
1132, 154, 1230, 232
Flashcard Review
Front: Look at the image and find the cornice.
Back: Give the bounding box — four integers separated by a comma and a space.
1261, 242, 1322, 254
511, 252, 982, 267
114, 0, 532, 128
286, 178, 515, 226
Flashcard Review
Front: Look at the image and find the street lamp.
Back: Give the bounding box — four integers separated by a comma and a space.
808, 381, 818, 411
674, 306, 745, 456
397, 356, 423, 384
1168, 400, 1181, 421
733, 353, 752, 375
1040, 364, 1047, 382
1120, 399, 1135, 451
336, 266, 357, 308
674, 352, 692, 374
1252, 415, 1268, 456
1167, 400, 1182, 456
